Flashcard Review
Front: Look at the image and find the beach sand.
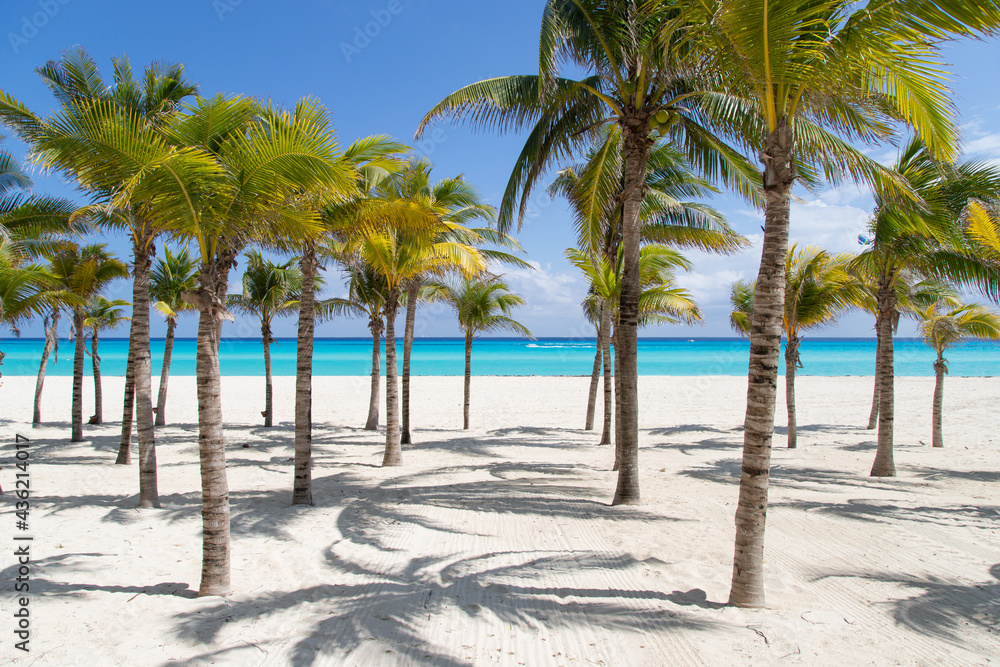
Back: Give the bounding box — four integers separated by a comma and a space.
1, 373, 998, 666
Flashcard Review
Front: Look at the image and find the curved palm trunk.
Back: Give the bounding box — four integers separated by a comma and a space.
132, 239, 159, 508
262, 324, 273, 427
91, 330, 103, 425
401, 281, 418, 444
364, 316, 382, 431
870, 276, 897, 476
154, 318, 176, 427
33, 308, 60, 425
585, 322, 602, 431
293, 243, 317, 505
193, 254, 235, 596
785, 336, 800, 449
867, 327, 881, 429
463, 330, 473, 430
729, 119, 794, 608
932, 353, 946, 448
601, 309, 614, 447
382, 288, 402, 466
611, 123, 652, 506
116, 346, 136, 464
612, 327, 622, 468
71, 309, 86, 442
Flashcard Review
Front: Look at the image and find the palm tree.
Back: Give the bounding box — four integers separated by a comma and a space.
549, 131, 747, 439
418, 1, 761, 507
343, 179, 490, 467
149, 246, 198, 426
227, 250, 304, 427
32, 304, 61, 425
675, 0, 1000, 608
322, 263, 387, 430
854, 138, 1000, 479
292, 135, 407, 505
428, 276, 531, 429
83, 296, 131, 425
0, 243, 53, 385
567, 243, 702, 462
916, 300, 1000, 448
730, 246, 868, 448
46, 243, 128, 441
0, 48, 198, 505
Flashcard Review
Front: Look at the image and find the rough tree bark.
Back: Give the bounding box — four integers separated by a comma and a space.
729, 119, 794, 608
785, 335, 801, 449
463, 329, 473, 430
382, 287, 402, 466
262, 323, 273, 427
611, 120, 653, 505
131, 236, 159, 508
33, 308, 60, 425
90, 329, 103, 424
116, 345, 136, 464
293, 242, 317, 505
191, 251, 236, 596
71, 308, 85, 442
870, 274, 898, 477
932, 354, 946, 448
365, 314, 382, 431
154, 317, 176, 427
401, 280, 419, 444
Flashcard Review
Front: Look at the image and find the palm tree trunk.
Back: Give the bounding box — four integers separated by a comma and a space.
464, 330, 473, 430
33, 308, 60, 425
585, 322, 601, 431
611, 122, 652, 506
729, 119, 794, 608
382, 288, 402, 466
262, 325, 273, 427
154, 318, 176, 427
71, 308, 85, 442
785, 336, 800, 449
601, 309, 613, 447
191, 252, 236, 596
91, 330, 103, 425
364, 316, 382, 431
195, 292, 230, 596
932, 353, 946, 448
116, 345, 135, 464
867, 327, 881, 429
871, 275, 897, 477
293, 242, 317, 505
132, 239, 159, 508
401, 280, 418, 444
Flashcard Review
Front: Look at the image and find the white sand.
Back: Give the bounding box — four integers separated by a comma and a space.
1, 373, 998, 666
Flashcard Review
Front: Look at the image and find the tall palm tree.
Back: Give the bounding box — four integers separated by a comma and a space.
675, 0, 1000, 608
321, 263, 388, 430
343, 183, 489, 467
149, 246, 198, 426
46, 243, 128, 441
567, 243, 702, 461
0, 48, 198, 506
916, 299, 1000, 448
83, 296, 131, 425
549, 131, 747, 439
292, 135, 407, 505
32, 304, 61, 425
854, 138, 1000, 479
428, 276, 532, 429
730, 246, 868, 448
418, 1, 761, 507
227, 250, 304, 427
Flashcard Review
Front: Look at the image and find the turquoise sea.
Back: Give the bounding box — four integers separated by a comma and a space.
1, 337, 998, 377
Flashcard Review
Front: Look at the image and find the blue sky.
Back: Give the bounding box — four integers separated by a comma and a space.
3, 0, 1000, 339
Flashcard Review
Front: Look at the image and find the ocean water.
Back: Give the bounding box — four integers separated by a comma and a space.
1, 337, 998, 377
